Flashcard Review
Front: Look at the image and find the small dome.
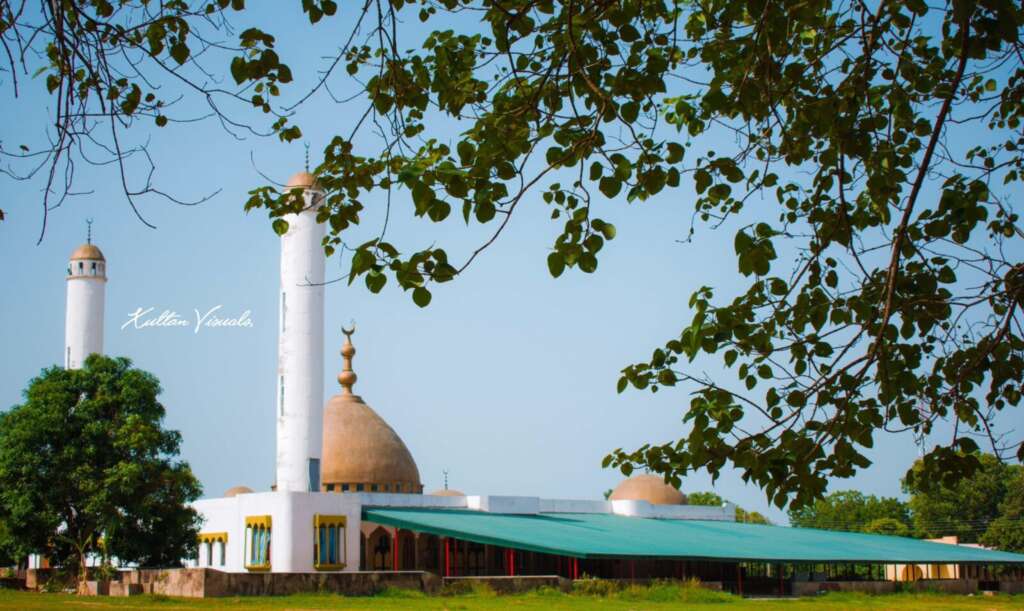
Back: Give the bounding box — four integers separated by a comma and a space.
224, 486, 254, 498
429, 489, 465, 497
285, 171, 320, 190
609, 474, 686, 505
70, 244, 105, 261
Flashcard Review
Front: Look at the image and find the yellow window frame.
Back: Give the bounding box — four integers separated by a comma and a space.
244, 516, 272, 571
313, 514, 347, 571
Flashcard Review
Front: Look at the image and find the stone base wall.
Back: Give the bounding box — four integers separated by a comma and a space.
792, 580, 898, 596
121, 568, 439, 598
999, 581, 1024, 594
792, 579, 984, 597
907, 579, 979, 594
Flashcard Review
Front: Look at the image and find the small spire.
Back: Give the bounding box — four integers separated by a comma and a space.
443, 469, 449, 491
338, 323, 357, 394
304, 143, 310, 173
86, 218, 93, 244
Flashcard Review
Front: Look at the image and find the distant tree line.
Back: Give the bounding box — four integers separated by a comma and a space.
788, 453, 1024, 552
687, 492, 771, 525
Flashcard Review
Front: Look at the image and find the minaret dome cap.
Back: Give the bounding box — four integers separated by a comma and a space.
70, 244, 105, 261
285, 171, 321, 190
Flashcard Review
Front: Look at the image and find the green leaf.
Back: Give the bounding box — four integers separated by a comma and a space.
170, 42, 190, 65
412, 286, 432, 307
694, 169, 712, 194
272, 219, 289, 235
599, 177, 622, 198
547, 251, 565, 278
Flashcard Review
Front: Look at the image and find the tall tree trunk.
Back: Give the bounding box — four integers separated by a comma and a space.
75, 543, 88, 595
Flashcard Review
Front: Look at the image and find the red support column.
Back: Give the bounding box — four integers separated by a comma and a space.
507, 549, 515, 576
444, 538, 450, 577
392, 530, 399, 571
737, 564, 743, 597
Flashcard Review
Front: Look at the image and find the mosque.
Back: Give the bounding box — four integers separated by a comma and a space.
57, 173, 1024, 594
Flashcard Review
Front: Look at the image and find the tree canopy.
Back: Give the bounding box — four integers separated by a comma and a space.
4, 0, 1024, 508
787, 490, 911, 533
686, 490, 770, 524
905, 451, 1020, 544
979, 468, 1024, 552
0, 355, 201, 580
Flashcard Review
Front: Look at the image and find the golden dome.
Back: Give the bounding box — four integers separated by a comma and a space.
321, 394, 422, 492
285, 171, 320, 190
609, 474, 686, 505
429, 489, 466, 497
70, 243, 105, 261
224, 485, 254, 497
321, 328, 422, 493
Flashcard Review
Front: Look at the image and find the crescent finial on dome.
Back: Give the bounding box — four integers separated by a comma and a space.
338, 324, 357, 394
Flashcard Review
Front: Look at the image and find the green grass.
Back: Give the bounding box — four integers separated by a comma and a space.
0, 587, 1021, 610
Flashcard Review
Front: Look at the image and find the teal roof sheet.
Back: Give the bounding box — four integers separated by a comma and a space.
363, 508, 1024, 564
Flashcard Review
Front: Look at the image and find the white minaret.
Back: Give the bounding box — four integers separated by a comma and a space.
275, 172, 327, 492
64, 222, 106, 369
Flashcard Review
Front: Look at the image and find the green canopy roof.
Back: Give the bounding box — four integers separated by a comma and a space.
363, 508, 1024, 564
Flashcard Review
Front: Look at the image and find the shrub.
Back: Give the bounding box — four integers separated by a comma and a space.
40, 569, 74, 593
571, 577, 620, 597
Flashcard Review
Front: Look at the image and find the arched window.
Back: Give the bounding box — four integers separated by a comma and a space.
198, 532, 227, 568
78, 262, 84, 273
244, 516, 271, 571
313, 515, 346, 570
91, 262, 97, 275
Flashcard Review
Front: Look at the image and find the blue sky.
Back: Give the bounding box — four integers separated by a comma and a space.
0, 4, 994, 523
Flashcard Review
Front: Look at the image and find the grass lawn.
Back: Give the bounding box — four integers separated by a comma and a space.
0, 587, 1021, 610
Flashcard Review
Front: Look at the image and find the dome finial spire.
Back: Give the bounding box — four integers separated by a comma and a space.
338, 322, 357, 394
86, 218, 93, 244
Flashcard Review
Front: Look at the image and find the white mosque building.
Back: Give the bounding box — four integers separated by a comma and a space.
186, 172, 734, 575
53, 172, 1024, 591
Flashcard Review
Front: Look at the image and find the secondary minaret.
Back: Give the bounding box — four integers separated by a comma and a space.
275, 172, 327, 492
64, 221, 107, 369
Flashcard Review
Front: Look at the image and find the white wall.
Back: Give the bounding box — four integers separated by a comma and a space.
194, 491, 362, 573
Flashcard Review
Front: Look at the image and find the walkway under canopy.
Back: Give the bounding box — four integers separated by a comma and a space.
363, 507, 1024, 564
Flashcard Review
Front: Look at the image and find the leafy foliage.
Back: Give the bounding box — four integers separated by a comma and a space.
0, 355, 201, 577
979, 468, 1024, 552
9, 0, 1024, 508
686, 490, 770, 524
906, 452, 1019, 543
788, 490, 911, 534
863, 517, 912, 538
